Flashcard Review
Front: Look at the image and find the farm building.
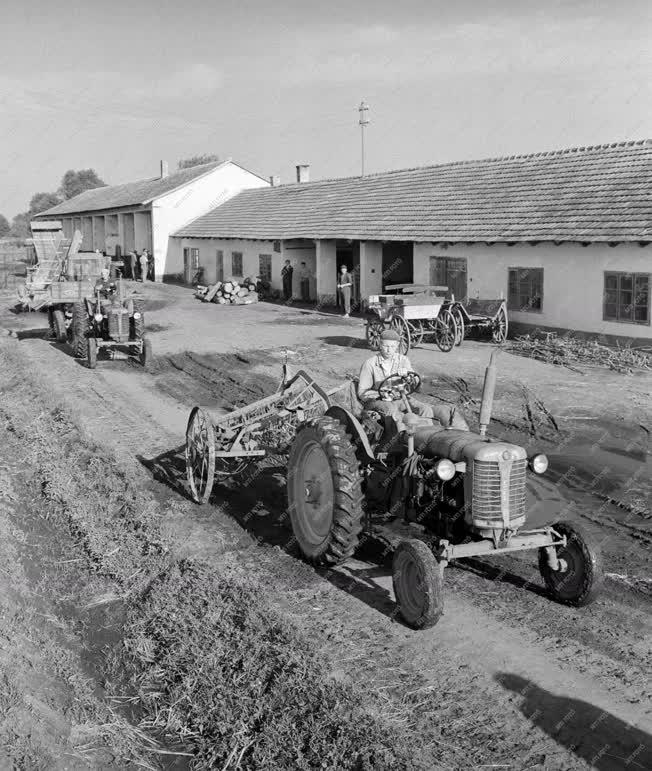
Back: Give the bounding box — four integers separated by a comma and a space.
174, 141, 652, 343
32, 160, 269, 282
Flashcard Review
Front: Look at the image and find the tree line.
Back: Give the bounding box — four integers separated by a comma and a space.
0, 155, 220, 241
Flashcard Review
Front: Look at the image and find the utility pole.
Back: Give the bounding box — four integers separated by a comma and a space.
358, 99, 369, 176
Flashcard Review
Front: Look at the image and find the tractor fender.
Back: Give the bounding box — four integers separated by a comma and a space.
325, 405, 376, 464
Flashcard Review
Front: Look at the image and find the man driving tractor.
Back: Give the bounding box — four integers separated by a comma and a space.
94, 268, 115, 296
357, 329, 469, 429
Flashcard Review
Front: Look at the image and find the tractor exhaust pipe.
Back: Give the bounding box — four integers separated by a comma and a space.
479, 349, 499, 437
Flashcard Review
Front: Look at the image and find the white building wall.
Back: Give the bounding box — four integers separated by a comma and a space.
316, 240, 337, 304
412, 242, 652, 341
153, 163, 269, 281
176, 238, 278, 287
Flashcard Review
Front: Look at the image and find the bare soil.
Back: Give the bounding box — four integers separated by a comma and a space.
1, 283, 651, 770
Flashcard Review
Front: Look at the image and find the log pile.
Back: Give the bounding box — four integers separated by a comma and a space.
508, 330, 652, 374
195, 277, 259, 305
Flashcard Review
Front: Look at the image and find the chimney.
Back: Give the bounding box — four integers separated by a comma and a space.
160, 160, 169, 179
269, 175, 281, 187
296, 164, 310, 183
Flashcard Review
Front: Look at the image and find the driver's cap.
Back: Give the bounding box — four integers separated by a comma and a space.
380, 330, 400, 342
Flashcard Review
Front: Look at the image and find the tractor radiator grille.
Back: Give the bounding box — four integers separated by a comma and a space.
108, 310, 127, 339
472, 459, 527, 525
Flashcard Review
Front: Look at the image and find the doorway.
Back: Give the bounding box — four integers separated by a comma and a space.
430, 256, 467, 300
216, 249, 224, 282
382, 242, 413, 290
336, 241, 360, 309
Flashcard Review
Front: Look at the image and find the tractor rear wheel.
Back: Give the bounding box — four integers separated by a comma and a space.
392, 539, 444, 629
288, 415, 364, 565
539, 521, 603, 606
70, 302, 89, 358
86, 337, 98, 369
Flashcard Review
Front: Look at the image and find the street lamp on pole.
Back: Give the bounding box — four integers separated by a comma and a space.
358, 99, 369, 176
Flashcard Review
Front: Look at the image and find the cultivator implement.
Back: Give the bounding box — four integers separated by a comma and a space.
185, 368, 331, 503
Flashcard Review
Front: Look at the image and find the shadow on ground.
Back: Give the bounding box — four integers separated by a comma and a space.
496, 673, 652, 770
318, 335, 368, 349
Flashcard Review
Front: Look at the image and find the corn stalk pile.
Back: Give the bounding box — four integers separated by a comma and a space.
507, 331, 652, 374
195, 277, 259, 305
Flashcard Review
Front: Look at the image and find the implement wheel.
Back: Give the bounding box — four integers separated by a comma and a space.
409, 320, 424, 348
433, 309, 457, 353
393, 539, 444, 629
539, 521, 603, 606
451, 305, 465, 346
365, 318, 385, 350
50, 309, 67, 343
185, 407, 216, 504
288, 415, 364, 565
390, 315, 411, 355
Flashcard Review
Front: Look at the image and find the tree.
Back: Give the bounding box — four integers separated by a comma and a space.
0, 214, 10, 238
178, 154, 220, 170
28, 191, 61, 217
10, 213, 30, 240
59, 169, 106, 200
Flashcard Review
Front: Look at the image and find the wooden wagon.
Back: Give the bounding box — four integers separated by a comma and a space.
364, 284, 458, 355
444, 296, 509, 345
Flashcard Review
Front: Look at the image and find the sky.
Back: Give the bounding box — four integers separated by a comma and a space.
1, 0, 651, 218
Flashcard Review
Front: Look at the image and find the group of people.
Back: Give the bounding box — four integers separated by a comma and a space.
124, 249, 154, 282
281, 260, 354, 318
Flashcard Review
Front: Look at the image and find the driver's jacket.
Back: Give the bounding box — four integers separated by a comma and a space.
358, 353, 413, 402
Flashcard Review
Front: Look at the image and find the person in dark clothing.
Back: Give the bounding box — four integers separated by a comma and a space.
147, 251, 155, 282
127, 251, 137, 280
281, 259, 293, 301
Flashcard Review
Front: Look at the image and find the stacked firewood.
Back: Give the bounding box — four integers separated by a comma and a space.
195, 277, 259, 305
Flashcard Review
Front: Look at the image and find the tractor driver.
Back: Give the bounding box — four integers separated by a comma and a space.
94, 268, 115, 296
357, 329, 469, 429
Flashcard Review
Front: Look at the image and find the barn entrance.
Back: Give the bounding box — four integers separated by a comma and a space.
336, 241, 360, 310
382, 242, 413, 290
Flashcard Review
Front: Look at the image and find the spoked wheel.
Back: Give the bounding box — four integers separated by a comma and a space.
433, 309, 457, 353
409, 320, 424, 348
86, 337, 98, 369
185, 407, 216, 504
365, 318, 385, 350
491, 304, 509, 343
287, 416, 364, 565
390, 315, 411, 355
451, 306, 465, 346
392, 539, 444, 629
539, 521, 603, 606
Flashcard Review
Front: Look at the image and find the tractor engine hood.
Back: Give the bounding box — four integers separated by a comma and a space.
412, 428, 526, 464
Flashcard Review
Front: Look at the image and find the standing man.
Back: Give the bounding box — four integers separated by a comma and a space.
128, 251, 137, 280
139, 249, 149, 282
281, 259, 293, 301
147, 250, 155, 282
337, 264, 353, 318
299, 261, 311, 302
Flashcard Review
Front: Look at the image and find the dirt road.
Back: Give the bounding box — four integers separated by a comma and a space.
2, 285, 651, 769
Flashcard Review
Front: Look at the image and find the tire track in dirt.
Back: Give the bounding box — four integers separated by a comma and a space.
11, 335, 652, 769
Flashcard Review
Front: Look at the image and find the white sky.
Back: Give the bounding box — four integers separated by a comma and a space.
1, 0, 650, 217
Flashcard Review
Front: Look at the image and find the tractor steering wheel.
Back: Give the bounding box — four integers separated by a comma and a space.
377, 371, 421, 401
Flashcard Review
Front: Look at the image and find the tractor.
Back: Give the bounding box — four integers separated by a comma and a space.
70, 275, 152, 369
287, 351, 603, 629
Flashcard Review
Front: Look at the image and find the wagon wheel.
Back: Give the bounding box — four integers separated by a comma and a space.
365, 318, 385, 350
451, 305, 465, 346
433, 309, 457, 353
390, 315, 411, 355
185, 407, 216, 504
491, 304, 509, 343
409, 320, 424, 348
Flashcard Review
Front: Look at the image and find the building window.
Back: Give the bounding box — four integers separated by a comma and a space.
603, 272, 650, 325
273, 240, 281, 253
508, 268, 543, 312
231, 251, 243, 276
190, 248, 200, 269
258, 254, 272, 282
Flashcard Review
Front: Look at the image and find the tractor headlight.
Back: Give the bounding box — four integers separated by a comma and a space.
133, 312, 141, 319
434, 459, 456, 481
94, 313, 103, 322
530, 454, 549, 474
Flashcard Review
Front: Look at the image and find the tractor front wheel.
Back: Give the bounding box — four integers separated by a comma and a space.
86, 337, 98, 369
539, 521, 603, 606
288, 415, 364, 565
140, 337, 152, 369
392, 539, 444, 629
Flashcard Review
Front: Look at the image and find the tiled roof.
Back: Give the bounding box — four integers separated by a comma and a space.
34, 161, 228, 216
174, 140, 652, 243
